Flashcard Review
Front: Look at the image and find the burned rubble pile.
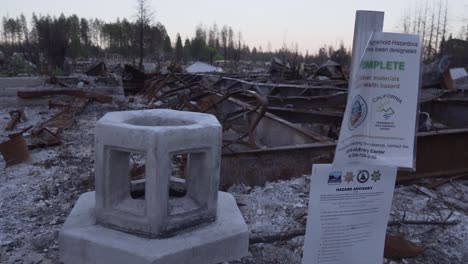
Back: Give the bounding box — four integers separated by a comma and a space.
0, 58, 467, 264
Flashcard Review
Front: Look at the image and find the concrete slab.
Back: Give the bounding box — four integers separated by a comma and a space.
0, 77, 48, 88
59, 191, 249, 264
0, 76, 124, 107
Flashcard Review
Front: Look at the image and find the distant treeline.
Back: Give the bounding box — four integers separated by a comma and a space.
0, 13, 352, 72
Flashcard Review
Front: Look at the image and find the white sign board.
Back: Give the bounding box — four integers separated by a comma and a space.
333, 32, 421, 169
302, 164, 397, 264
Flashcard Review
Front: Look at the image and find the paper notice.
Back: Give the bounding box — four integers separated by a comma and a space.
333, 32, 421, 169
302, 164, 397, 264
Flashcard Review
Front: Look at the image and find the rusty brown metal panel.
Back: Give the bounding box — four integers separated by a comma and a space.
220, 143, 335, 189
266, 94, 348, 109
219, 128, 468, 189
0, 134, 30, 167
267, 107, 343, 126
399, 128, 468, 178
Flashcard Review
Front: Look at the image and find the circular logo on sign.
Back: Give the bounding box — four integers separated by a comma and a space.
357, 170, 370, 183
349, 95, 368, 130
373, 94, 403, 120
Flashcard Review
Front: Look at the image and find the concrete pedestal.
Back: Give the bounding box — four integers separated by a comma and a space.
94, 110, 222, 238
59, 191, 249, 264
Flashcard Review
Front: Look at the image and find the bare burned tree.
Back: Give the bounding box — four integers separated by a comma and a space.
442, 0, 448, 42
400, 0, 455, 61
427, 7, 435, 60
434, 0, 442, 55
421, 1, 428, 48
136, 0, 153, 71
221, 26, 228, 60
417, 5, 422, 35
403, 15, 411, 33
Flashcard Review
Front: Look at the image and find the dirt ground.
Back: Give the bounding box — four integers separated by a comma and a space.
1, 102, 467, 264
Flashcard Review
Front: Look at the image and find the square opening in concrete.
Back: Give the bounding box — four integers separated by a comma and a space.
168, 151, 208, 216
126, 153, 192, 202
169, 154, 188, 198
129, 152, 146, 200
107, 148, 147, 217
126, 153, 191, 203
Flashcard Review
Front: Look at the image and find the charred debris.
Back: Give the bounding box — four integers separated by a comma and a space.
1, 50, 468, 263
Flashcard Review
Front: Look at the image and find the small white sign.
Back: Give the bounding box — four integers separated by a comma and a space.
302, 164, 397, 264
334, 32, 421, 169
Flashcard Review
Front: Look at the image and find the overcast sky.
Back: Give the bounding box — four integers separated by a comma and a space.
2, 0, 467, 53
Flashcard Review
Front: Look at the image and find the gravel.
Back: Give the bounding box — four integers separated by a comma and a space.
1, 103, 467, 264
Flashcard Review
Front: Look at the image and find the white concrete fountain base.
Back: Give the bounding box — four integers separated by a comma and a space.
59, 191, 249, 264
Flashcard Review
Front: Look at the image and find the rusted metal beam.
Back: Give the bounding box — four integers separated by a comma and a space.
38, 99, 89, 129
17, 90, 113, 104
266, 94, 347, 109
29, 98, 89, 147
217, 76, 347, 90
199, 90, 268, 150
48, 99, 70, 108
396, 168, 468, 184
49, 76, 71, 87
267, 107, 343, 125
424, 174, 468, 189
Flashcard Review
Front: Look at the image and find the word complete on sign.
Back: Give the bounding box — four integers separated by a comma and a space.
360, 60, 405, 71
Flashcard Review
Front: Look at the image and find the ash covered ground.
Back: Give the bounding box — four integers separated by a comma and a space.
1, 103, 467, 264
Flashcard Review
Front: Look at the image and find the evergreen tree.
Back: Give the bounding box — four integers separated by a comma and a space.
175, 34, 183, 62
163, 35, 172, 54
135, 0, 152, 70
221, 25, 228, 60
20, 14, 28, 44
67, 14, 81, 58
183, 38, 191, 63
80, 18, 90, 47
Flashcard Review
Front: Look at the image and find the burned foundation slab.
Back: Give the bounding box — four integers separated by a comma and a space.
0, 76, 124, 107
